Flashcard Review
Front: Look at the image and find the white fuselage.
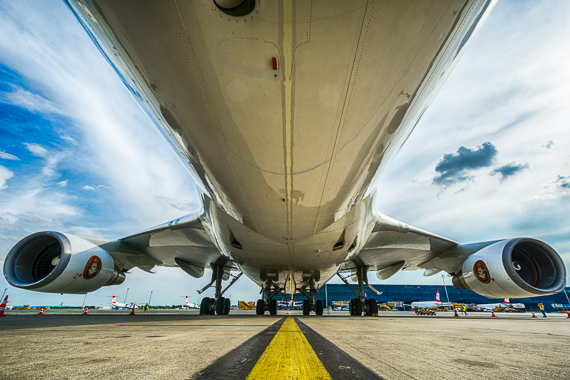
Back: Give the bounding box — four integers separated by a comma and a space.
68, 0, 494, 292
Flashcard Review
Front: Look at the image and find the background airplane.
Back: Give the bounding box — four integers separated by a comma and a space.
476, 298, 524, 312
411, 291, 452, 310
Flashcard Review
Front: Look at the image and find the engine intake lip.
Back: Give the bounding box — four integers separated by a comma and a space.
503, 238, 566, 295
3, 231, 72, 290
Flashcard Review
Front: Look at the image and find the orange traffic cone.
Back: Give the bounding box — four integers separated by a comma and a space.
491, 311, 497, 317
0, 296, 7, 317
129, 304, 135, 315
531, 310, 537, 318
38, 308, 44, 315
83, 307, 89, 315
454, 308, 459, 317
566, 309, 570, 318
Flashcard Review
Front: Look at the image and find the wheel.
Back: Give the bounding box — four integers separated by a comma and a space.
224, 298, 231, 315
369, 300, 378, 315
315, 300, 323, 316
216, 297, 225, 315
364, 299, 371, 316
349, 299, 354, 316
200, 297, 211, 315
353, 298, 362, 316
256, 299, 265, 315
303, 300, 310, 315
269, 299, 277, 315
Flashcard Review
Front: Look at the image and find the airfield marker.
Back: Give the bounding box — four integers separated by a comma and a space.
0, 295, 7, 316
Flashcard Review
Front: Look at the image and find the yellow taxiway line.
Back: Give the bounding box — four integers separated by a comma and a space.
247, 317, 331, 379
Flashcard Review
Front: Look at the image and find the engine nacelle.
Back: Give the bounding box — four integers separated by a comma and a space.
452, 238, 566, 298
3, 232, 125, 294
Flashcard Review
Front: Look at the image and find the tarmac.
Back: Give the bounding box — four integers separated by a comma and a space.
0, 309, 569, 379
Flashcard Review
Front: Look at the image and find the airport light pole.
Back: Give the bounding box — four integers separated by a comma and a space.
0, 288, 7, 301
148, 290, 153, 306
82, 293, 88, 308
442, 274, 450, 303
124, 288, 130, 304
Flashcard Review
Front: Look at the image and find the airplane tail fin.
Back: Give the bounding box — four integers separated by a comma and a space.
435, 291, 441, 302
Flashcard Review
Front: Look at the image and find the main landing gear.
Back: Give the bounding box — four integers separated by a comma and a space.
198, 265, 242, 316
256, 284, 281, 316
338, 267, 382, 316
255, 282, 325, 316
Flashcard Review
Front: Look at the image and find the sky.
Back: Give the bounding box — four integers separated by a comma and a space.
1, 1, 569, 307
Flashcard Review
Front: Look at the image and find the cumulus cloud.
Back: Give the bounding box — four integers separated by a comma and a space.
541, 140, 554, 149
554, 175, 570, 190
82, 185, 96, 191
57, 180, 68, 187
432, 142, 498, 187
0, 151, 19, 160
490, 162, 529, 182
60, 135, 78, 146
0, 166, 14, 190
0, 85, 65, 115
24, 143, 48, 157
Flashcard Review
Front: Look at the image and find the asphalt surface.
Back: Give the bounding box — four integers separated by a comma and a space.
0, 309, 568, 379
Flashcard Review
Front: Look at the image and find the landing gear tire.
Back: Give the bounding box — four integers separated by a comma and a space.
223, 298, 231, 315
216, 297, 226, 315
369, 299, 378, 315
315, 300, 323, 316
256, 299, 265, 315
269, 299, 278, 315
350, 298, 362, 316
200, 297, 211, 315
302, 300, 310, 315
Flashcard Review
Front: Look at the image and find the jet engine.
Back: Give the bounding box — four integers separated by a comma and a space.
452, 238, 566, 298
4, 231, 125, 294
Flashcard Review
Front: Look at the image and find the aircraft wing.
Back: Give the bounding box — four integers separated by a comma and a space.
101, 210, 235, 278
344, 212, 458, 279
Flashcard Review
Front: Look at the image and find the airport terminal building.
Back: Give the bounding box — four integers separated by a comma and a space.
282, 284, 570, 312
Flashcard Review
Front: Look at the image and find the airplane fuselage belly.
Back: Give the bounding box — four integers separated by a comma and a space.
68, 0, 492, 290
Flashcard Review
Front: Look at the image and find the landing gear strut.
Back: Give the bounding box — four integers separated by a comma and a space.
337, 267, 382, 317
198, 265, 241, 316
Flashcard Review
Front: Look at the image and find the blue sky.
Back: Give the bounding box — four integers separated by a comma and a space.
1, 1, 569, 307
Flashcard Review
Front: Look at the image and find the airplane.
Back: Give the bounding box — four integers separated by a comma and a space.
476, 298, 525, 312
3, 1, 566, 318
182, 296, 199, 309
111, 295, 134, 309
410, 291, 452, 310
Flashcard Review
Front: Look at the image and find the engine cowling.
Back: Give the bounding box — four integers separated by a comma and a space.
452, 238, 566, 298
3, 231, 125, 294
